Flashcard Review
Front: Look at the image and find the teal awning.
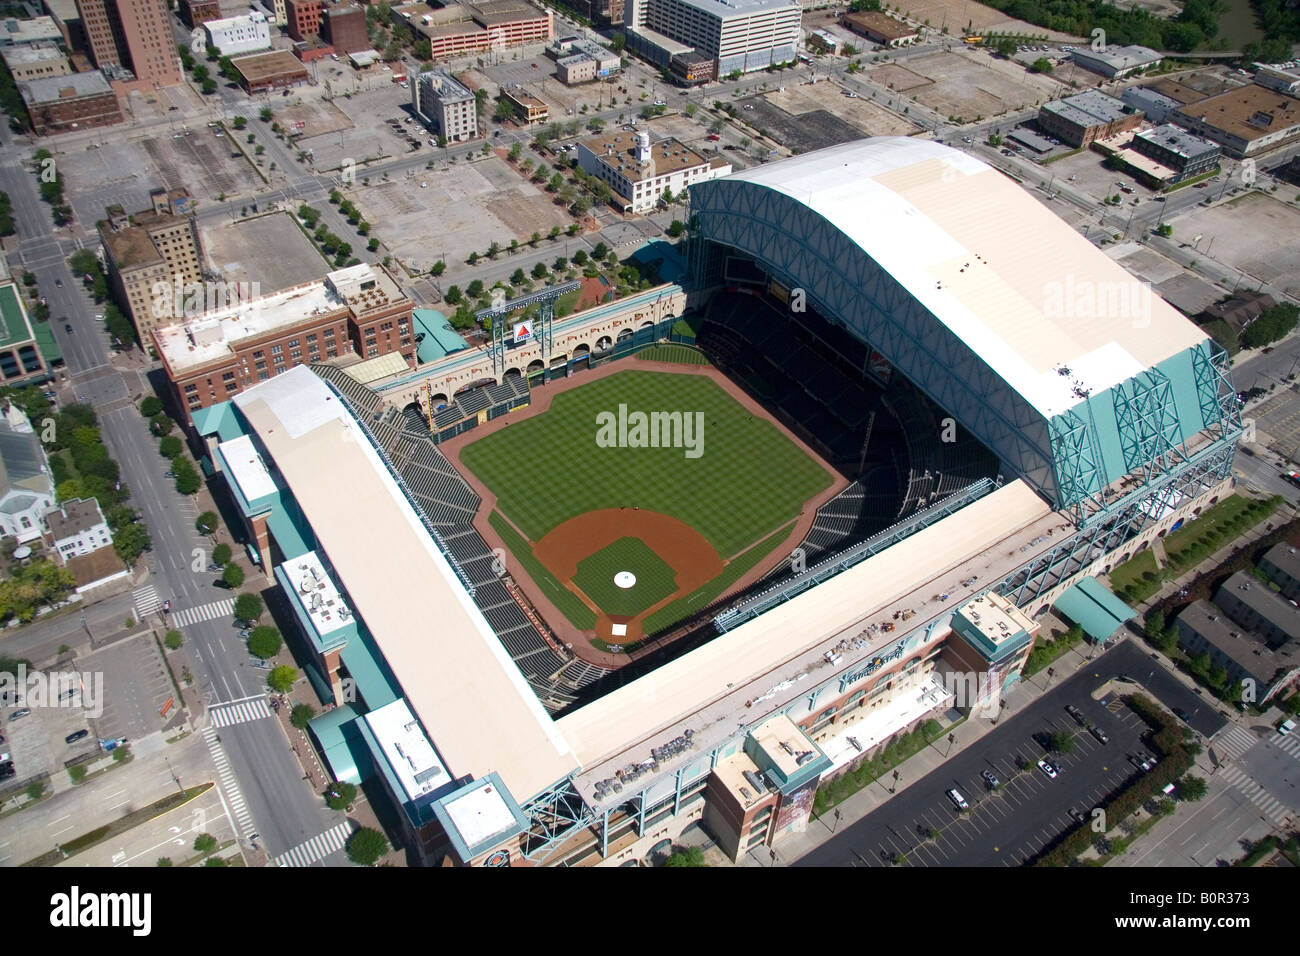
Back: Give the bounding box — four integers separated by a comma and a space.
308, 705, 373, 786
1055, 577, 1136, 641
412, 309, 469, 365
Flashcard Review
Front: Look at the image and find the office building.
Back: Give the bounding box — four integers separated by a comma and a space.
625, 0, 800, 75
1172, 84, 1300, 157
391, 0, 553, 62
576, 127, 731, 213
412, 69, 478, 142
75, 0, 181, 90
1037, 89, 1142, 147
203, 11, 272, 57
323, 4, 367, 53
99, 188, 204, 339
1127, 124, 1220, 185
1, 42, 72, 82
19, 70, 123, 135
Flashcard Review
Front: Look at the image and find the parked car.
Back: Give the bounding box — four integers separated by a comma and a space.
9, 709, 30, 720
1037, 758, 1058, 779
980, 769, 1000, 789
1129, 754, 1152, 772
1065, 704, 1086, 725
55, 278, 62, 287
707, 134, 720, 141
64, 323, 73, 333
946, 787, 970, 811
1089, 725, 1109, 744
64, 729, 89, 744
1067, 806, 1087, 824
1279, 718, 1296, 736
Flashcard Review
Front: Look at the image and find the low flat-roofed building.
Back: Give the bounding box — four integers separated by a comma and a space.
1260, 542, 1300, 602
1255, 65, 1300, 96
1, 41, 71, 81
1175, 600, 1300, 705
18, 70, 122, 136
204, 11, 272, 57
840, 9, 919, 46
807, 28, 842, 54
1121, 86, 1185, 124
1127, 123, 1221, 184
156, 263, 414, 419
1172, 84, 1300, 157
0, 279, 54, 384
1038, 89, 1142, 147
501, 86, 547, 124
1214, 570, 1300, 648
1069, 43, 1161, 79
231, 49, 310, 93
0, 16, 62, 46
669, 49, 714, 83
576, 127, 731, 212
393, 0, 552, 61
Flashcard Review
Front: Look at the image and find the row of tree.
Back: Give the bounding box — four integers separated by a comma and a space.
981, 0, 1223, 52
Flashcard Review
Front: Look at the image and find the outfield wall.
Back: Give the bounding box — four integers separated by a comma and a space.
373, 284, 704, 411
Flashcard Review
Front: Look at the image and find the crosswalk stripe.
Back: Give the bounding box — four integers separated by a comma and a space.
273, 820, 355, 868
133, 584, 161, 620
209, 698, 272, 729
200, 727, 257, 840
171, 598, 236, 628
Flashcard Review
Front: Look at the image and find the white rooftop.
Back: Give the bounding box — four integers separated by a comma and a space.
218, 434, 277, 501
442, 781, 519, 850
723, 137, 1206, 419
232, 367, 577, 800
365, 698, 451, 802
281, 551, 354, 637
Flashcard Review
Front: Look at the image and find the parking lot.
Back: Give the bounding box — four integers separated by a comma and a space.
58, 141, 160, 231
200, 212, 327, 292
745, 82, 919, 151
869, 50, 1066, 121
294, 84, 425, 172
795, 640, 1225, 867
140, 128, 268, 202
80, 631, 180, 746
1, 672, 107, 784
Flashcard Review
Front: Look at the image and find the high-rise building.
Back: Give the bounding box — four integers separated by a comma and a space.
624, 0, 800, 76
99, 189, 204, 340
74, 0, 181, 88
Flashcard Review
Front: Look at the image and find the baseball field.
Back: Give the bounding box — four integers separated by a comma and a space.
458, 367, 834, 645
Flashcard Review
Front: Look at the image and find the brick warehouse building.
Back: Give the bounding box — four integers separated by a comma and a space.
19, 70, 123, 135
322, 4, 367, 53
156, 264, 414, 420
286, 0, 321, 40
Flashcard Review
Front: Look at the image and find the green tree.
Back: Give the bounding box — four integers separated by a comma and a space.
667, 220, 685, 238
444, 285, 462, 304
290, 703, 316, 729
663, 845, 707, 866
212, 542, 232, 566
510, 268, 526, 285
466, 279, 484, 298
223, 563, 246, 590
508, 142, 523, 161
113, 524, 151, 566
268, 665, 298, 694
247, 626, 282, 659
325, 780, 357, 810
164, 629, 183, 650
151, 413, 173, 436
233, 591, 263, 622
139, 396, 163, 417
1029, 57, 1053, 73
532, 261, 548, 279
1177, 775, 1208, 801
159, 435, 182, 458
196, 511, 219, 534
1048, 729, 1076, 754
193, 833, 217, 854
259, 107, 273, 122
346, 827, 389, 866
156, 857, 173, 867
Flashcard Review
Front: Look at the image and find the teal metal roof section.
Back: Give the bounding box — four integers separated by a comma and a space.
191, 401, 244, 443
412, 309, 469, 364
32, 320, 59, 364
339, 632, 400, 710
1054, 576, 1136, 641
308, 705, 374, 786
632, 239, 688, 285
0, 284, 33, 349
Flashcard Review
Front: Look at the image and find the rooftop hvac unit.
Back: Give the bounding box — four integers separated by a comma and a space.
742, 769, 765, 793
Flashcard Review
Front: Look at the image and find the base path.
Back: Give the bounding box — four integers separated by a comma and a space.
439, 358, 849, 669
535, 508, 724, 643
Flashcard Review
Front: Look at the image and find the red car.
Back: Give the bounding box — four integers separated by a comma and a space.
707, 134, 720, 141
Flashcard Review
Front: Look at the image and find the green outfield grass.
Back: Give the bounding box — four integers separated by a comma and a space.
461, 370, 831, 558
489, 511, 596, 629
572, 537, 679, 617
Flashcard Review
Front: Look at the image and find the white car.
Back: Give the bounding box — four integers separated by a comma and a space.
946, 787, 969, 811
1037, 758, 1059, 779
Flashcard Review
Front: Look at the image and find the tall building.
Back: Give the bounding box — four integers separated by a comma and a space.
156, 264, 415, 420
625, 0, 800, 76
412, 69, 478, 142
286, 0, 322, 41
74, 0, 181, 88
99, 188, 204, 340
322, 4, 367, 53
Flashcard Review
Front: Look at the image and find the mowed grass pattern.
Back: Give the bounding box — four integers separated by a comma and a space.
460, 371, 832, 557
572, 537, 678, 617
489, 511, 596, 629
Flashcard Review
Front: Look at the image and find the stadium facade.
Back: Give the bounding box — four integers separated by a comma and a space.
192, 138, 1238, 866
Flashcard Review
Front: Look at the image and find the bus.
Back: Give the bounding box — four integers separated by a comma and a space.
964, 36, 983, 44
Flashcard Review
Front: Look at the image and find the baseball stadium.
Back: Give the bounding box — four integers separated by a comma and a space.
193, 137, 1241, 866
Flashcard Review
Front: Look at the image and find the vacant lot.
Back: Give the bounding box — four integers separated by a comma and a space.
1167, 193, 1300, 300
140, 129, 264, 201
875, 51, 1067, 120
350, 156, 571, 272
755, 81, 920, 149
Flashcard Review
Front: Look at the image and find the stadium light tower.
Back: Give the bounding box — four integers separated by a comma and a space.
476, 281, 582, 380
